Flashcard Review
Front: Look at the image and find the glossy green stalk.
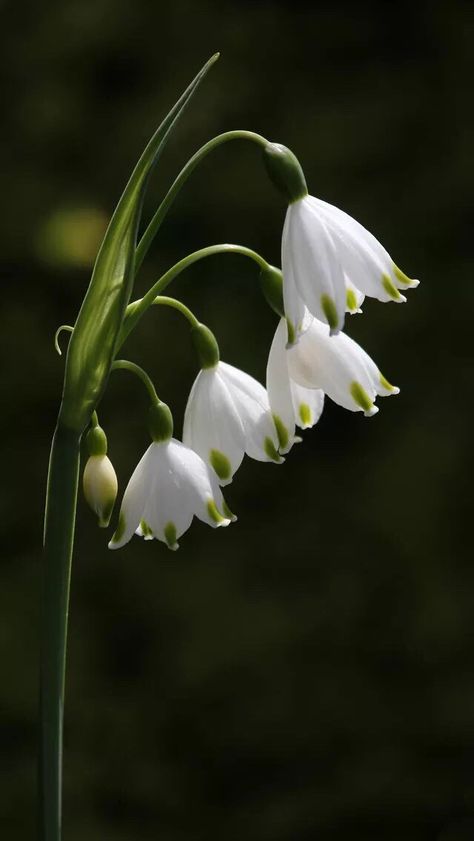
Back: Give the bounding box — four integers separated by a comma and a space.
111, 359, 160, 404
149, 296, 200, 328
135, 130, 268, 273
40, 424, 81, 841
120, 243, 269, 346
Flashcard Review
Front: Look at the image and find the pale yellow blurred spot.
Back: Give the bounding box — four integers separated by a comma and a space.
36, 206, 109, 269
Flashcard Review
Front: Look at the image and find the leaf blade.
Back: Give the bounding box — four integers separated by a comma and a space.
59, 54, 219, 432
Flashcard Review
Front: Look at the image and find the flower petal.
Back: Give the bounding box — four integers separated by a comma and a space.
289, 379, 325, 430
166, 440, 231, 528
218, 362, 283, 463
345, 275, 365, 314
313, 198, 415, 303
282, 209, 307, 344
287, 317, 385, 416
285, 197, 346, 333
109, 445, 154, 549
266, 318, 298, 453
137, 444, 193, 549
183, 367, 245, 484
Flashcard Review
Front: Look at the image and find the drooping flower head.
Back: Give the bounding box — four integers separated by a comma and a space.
282, 195, 419, 340
183, 326, 283, 484
266, 318, 324, 454
109, 401, 233, 551
263, 142, 419, 343
283, 311, 399, 417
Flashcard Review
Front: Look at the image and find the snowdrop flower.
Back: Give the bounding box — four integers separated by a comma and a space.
282, 195, 419, 340
285, 311, 399, 417
109, 402, 233, 551
83, 424, 118, 528
266, 318, 324, 454
183, 359, 283, 485
262, 142, 418, 343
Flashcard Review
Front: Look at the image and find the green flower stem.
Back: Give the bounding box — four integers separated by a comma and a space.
135, 130, 268, 273
111, 359, 160, 404
120, 243, 269, 346
40, 423, 82, 841
150, 296, 200, 328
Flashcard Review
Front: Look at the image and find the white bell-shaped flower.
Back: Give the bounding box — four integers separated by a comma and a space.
266, 318, 324, 454
286, 311, 399, 417
282, 194, 419, 342
109, 439, 233, 551
183, 360, 283, 485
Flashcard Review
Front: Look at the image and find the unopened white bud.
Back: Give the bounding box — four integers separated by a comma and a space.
83, 454, 118, 528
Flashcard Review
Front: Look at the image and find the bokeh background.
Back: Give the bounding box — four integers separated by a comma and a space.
1, 1, 473, 838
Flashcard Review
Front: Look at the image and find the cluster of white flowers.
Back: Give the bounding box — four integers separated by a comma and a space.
85, 190, 418, 551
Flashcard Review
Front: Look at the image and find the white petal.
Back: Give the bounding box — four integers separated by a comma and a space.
218, 362, 283, 463
313, 198, 411, 303
282, 209, 307, 344
347, 341, 400, 398
345, 275, 365, 314
136, 444, 192, 549
166, 440, 231, 529
266, 318, 297, 453
183, 367, 245, 485
286, 197, 346, 333
289, 379, 325, 430
287, 319, 381, 416
109, 445, 154, 549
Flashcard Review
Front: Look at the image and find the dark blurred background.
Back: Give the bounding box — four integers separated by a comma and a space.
1, 1, 473, 839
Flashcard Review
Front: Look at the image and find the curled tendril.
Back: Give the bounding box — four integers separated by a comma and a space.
54, 325, 74, 356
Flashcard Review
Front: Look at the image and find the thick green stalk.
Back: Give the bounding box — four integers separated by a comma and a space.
40, 423, 81, 841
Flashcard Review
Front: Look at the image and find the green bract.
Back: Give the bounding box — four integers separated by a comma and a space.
58, 54, 219, 433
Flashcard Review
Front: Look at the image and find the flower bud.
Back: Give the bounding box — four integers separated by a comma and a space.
83, 424, 118, 527
83, 454, 118, 528
262, 142, 308, 204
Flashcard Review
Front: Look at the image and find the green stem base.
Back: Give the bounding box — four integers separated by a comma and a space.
40, 423, 81, 841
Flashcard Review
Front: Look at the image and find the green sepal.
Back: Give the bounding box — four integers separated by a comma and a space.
85, 424, 108, 456
58, 54, 219, 433
191, 323, 220, 369
148, 402, 174, 443
263, 142, 308, 204
260, 265, 284, 318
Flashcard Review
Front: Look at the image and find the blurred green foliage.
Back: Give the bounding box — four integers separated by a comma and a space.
1, 1, 473, 839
